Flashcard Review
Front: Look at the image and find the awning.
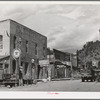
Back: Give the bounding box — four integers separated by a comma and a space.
94, 69, 100, 72
0, 55, 10, 61
55, 61, 64, 65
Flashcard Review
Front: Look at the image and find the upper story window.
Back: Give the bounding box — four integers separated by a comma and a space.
43, 46, 46, 57
13, 36, 16, 49
26, 40, 28, 53
35, 43, 38, 55
0, 35, 3, 49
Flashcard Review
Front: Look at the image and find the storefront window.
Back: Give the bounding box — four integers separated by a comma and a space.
25, 62, 28, 74
13, 36, 16, 49
43, 46, 46, 57
26, 40, 28, 53
35, 43, 38, 55
0, 63, 3, 69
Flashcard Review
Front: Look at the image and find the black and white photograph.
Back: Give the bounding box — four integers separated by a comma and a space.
1, 1, 100, 98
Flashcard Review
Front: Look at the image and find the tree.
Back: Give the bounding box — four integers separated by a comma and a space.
78, 40, 100, 69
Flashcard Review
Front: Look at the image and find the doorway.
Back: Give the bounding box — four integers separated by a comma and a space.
12, 60, 16, 74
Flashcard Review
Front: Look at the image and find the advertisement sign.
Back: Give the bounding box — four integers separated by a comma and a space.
12, 49, 21, 59
66, 61, 72, 66
39, 60, 49, 66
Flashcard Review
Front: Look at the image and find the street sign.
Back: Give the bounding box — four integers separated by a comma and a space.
12, 49, 21, 59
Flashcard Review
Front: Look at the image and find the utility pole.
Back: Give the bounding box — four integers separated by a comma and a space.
17, 37, 22, 86
48, 48, 51, 81
99, 29, 100, 41
70, 53, 73, 79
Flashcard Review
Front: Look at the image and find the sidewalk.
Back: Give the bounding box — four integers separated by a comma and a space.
37, 77, 80, 82
37, 78, 71, 82
51, 78, 71, 81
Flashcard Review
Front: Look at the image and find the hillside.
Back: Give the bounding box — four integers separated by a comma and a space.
78, 40, 100, 68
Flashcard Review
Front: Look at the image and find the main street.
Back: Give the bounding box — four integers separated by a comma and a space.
1, 79, 100, 91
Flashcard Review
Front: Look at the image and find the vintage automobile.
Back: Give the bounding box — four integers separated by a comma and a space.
2, 74, 19, 87
81, 72, 94, 82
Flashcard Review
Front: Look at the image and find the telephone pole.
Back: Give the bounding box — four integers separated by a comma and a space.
70, 53, 73, 79
99, 29, 100, 41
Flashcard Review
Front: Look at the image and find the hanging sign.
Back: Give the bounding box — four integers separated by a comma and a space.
12, 49, 21, 59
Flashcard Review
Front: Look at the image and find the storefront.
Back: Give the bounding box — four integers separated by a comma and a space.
38, 59, 49, 79
0, 56, 10, 81
54, 61, 71, 78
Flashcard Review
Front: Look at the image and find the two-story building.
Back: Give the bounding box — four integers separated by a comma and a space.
0, 19, 47, 84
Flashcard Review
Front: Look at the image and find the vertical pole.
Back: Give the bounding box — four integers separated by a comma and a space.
31, 63, 32, 84
65, 67, 66, 77
99, 29, 100, 41
18, 37, 23, 86
70, 53, 73, 79
19, 54, 21, 86
16, 58, 19, 84
48, 48, 51, 81
77, 50, 78, 68
34, 58, 37, 84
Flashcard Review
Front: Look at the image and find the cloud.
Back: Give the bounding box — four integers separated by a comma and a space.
0, 3, 100, 53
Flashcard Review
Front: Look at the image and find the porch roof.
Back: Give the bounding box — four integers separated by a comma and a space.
0, 55, 10, 61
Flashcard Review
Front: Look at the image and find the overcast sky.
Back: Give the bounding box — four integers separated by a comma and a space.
0, 2, 100, 53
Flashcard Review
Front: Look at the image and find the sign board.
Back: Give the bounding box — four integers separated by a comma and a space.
66, 61, 72, 66
39, 60, 49, 66
57, 65, 66, 68
12, 49, 21, 59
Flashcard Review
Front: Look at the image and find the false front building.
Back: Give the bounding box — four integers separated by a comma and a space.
0, 19, 47, 83
47, 48, 78, 79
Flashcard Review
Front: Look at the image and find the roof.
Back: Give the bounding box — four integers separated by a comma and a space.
94, 69, 100, 72
0, 19, 47, 39
0, 55, 10, 60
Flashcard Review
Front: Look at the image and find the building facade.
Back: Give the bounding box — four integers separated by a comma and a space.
0, 19, 47, 83
47, 48, 72, 79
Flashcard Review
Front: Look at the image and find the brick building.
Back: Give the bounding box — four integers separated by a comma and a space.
0, 19, 47, 83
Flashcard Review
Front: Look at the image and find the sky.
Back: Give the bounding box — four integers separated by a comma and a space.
0, 2, 100, 53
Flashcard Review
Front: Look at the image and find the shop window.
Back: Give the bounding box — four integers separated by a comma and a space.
0, 35, 3, 49
21, 61, 23, 66
35, 43, 38, 55
25, 62, 28, 74
43, 46, 46, 57
4, 64, 9, 73
5, 64, 8, 69
0, 63, 3, 69
13, 36, 16, 49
